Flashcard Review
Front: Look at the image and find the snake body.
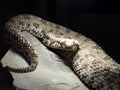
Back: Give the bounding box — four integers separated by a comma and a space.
3, 14, 120, 90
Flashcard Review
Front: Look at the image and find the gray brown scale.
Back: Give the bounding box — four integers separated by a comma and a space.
2, 14, 120, 90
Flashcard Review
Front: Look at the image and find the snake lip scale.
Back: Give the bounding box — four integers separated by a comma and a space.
2, 14, 120, 90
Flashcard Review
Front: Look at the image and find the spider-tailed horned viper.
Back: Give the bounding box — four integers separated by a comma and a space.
1, 14, 120, 90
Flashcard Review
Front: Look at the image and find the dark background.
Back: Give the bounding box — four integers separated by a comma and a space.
0, 0, 120, 90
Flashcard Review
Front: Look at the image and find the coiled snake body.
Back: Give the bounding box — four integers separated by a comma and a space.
3, 14, 120, 90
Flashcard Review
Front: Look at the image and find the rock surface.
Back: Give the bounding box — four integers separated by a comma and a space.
1, 32, 89, 90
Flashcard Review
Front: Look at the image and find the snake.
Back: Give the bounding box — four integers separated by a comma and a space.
2, 14, 120, 90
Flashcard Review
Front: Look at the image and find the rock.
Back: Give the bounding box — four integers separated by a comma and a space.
1, 31, 89, 90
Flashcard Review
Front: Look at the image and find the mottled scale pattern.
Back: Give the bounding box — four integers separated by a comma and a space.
3, 14, 120, 90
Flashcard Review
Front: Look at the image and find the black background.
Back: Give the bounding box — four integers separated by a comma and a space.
0, 0, 120, 90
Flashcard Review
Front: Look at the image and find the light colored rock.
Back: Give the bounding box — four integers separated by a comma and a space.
1, 32, 89, 90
